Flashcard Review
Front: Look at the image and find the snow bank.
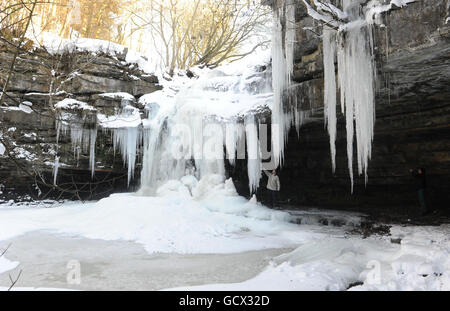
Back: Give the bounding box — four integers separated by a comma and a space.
0, 176, 320, 254
38, 33, 155, 74
40, 32, 127, 56
97, 107, 142, 129
55, 98, 96, 111
98, 92, 135, 102
167, 226, 450, 291
366, 0, 417, 24
1, 103, 34, 114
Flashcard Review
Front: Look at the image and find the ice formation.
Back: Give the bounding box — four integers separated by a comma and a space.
101, 104, 143, 185
323, 26, 338, 172
319, 0, 377, 190
271, 0, 296, 168
298, 1, 416, 189
245, 115, 262, 193
55, 99, 98, 177
53, 156, 60, 185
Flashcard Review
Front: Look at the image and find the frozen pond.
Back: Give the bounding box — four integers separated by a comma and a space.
0, 232, 289, 291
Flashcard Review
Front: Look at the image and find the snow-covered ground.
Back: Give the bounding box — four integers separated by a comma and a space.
1, 176, 450, 291
167, 225, 450, 291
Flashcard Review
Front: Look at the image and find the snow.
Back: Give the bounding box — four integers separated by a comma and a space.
98, 92, 135, 102
167, 225, 450, 291
55, 98, 96, 111
97, 108, 142, 129
2, 177, 450, 291
40, 32, 127, 57
302, 0, 342, 29
313, 0, 348, 21
366, 0, 417, 24
0, 176, 316, 254
19, 102, 33, 114
1, 104, 34, 114
0, 256, 18, 275
0, 143, 5, 156
37, 32, 155, 74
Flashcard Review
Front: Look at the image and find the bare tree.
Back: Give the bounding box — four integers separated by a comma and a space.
0, 1, 129, 202
126, 0, 271, 75
0, 0, 37, 106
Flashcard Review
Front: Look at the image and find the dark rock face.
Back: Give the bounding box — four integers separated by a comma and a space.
234, 0, 450, 214
0, 44, 160, 201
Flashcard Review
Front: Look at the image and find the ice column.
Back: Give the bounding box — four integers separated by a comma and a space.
321, 0, 377, 191
53, 156, 60, 186
113, 127, 141, 186
271, 0, 296, 168
245, 115, 262, 194
323, 26, 338, 172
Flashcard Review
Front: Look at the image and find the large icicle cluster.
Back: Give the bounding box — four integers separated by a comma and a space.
320, 0, 414, 189
271, 0, 296, 168
321, 0, 378, 191
55, 100, 98, 181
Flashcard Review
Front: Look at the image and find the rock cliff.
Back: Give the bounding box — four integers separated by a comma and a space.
0, 42, 160, 201
235, 0, 450, 214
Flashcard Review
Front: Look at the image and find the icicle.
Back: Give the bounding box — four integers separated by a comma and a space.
245, 115, 261, 194
336, 0, 376, 191
323, 26, 338, 172
271, 0, 296, 168
225, 121, 245, 166
113, 126, 141, 186
53, 156, 60, 186
89, 128, 97, 178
